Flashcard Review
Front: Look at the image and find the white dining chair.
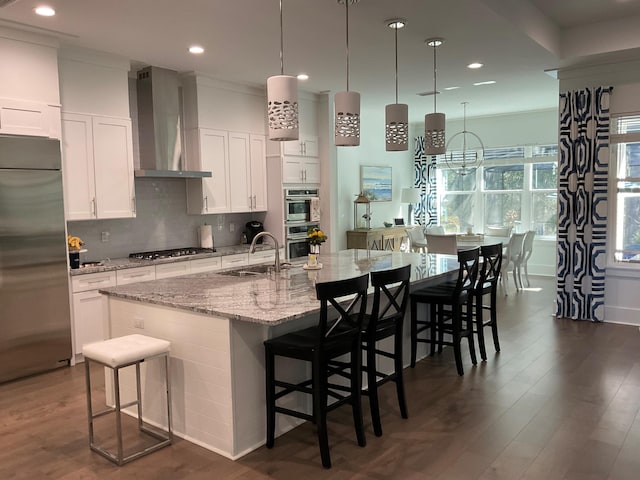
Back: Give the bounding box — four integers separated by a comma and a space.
425, 234, 458, 254
485, 226, 513, 237
501, 232, 526, 295
518, 230, 536, 287
424, 225, 445, 235
406, 227, 428, 253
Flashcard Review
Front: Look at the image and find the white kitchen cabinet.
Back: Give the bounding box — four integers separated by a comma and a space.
70, 270, 116, 293
156, 262, 191, 279
220, 253, 249, 270
62, 112, 135, 220
229, 132, 268, 212
186, 128, 230, 214
116, 266, 156, 285
248, 248, 284, 265
0, 98, 61, 138
282, 155, 320, 184
282, 136, 318, 157
190, 256, 221, 273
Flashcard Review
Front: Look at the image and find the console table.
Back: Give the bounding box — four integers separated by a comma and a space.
346, 226, 410, 251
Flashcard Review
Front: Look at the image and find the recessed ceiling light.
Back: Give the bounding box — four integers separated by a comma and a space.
444, 86, 460, 91
297, 73, 309, 81
189, 45, 204, 54
34, 6, 55, 16
473, 80, 496, 86
385, 18, 406, 29
467, 62, 483, 69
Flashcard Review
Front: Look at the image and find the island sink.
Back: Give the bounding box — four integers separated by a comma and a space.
219, 263, 290, 277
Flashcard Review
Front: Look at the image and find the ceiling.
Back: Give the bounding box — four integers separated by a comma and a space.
2, 0, 640, 122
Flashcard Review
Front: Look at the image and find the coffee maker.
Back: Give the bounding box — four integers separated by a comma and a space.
245, 221, 264, 244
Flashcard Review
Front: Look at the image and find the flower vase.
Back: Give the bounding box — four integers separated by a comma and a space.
69, 251, 80, 269
308, 244, 320, 267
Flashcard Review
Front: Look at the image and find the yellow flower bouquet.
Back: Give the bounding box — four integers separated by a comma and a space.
307, 227, 327, 246
67, 235, 84, 251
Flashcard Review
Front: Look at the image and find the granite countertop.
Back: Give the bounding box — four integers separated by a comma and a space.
99, 250, 459, 326
69, 244, 276, 276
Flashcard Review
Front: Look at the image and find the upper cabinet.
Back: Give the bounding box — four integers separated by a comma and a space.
182, 74, 268, 214
282, 136, 319, 157
59, 49, 136, 220
0, 28, 61, 138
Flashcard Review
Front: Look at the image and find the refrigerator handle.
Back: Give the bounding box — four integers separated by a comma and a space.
132, 196, 136, 214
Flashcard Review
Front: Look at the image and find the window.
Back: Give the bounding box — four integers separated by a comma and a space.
611, 115, 640, 263
436, 144, 558, 237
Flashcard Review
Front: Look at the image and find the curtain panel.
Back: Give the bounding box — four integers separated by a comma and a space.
413, 136, 437, 226
556, 86, 612, 322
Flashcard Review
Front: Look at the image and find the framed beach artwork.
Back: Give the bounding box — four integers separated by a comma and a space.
360, 165, 392, 202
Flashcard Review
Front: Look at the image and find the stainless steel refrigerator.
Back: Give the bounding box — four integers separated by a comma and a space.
0, 135, 72, 383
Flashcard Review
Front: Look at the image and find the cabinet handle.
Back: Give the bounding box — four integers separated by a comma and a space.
302, 142, 306, 155
253, 195, 257, 208
204, 195, 208, 212
87, 279, 107, 285
91, 198, 97, 217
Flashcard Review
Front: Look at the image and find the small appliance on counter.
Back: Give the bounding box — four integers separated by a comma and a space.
245, 221, 264, 244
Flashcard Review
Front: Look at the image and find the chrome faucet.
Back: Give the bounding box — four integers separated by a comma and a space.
249, 231, 281, 273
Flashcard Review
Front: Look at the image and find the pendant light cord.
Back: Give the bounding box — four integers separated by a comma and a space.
433, 44, 437, 113
394, 26, 398, 104
345, 0, 350, 92
279, 0, 284, 75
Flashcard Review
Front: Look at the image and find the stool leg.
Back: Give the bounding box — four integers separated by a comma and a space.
430, 303, 438, 356
312, 355, 331, 468
410, 298, 417, 367
466, 300, 477, 366
164, 354, 173, 441
475, 292, 487, 361
366, 339, 382, 437
113, 367, 124, 465
436, 304, 444, 355
452, 305, 464, 376
394, 322, 408, 419
135, 362, 143, 430
351, 341, 366, 447
84, 360, 95, 448
490, 287, 501, 353
265, 347, 276, 449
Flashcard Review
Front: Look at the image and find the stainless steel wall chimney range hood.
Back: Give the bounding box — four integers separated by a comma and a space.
134, 66, 211, 179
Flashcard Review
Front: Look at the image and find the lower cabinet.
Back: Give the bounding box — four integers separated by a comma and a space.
72, 290, 109, 357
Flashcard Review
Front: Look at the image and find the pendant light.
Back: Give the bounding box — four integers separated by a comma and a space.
267, 0, 299, 141
335, 0, 360, 147
385, 18, 408, 152
424, 38, 446, 155
444, 102, 484, 176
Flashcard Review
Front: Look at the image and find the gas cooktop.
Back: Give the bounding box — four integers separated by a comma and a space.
128, 247, 215, 261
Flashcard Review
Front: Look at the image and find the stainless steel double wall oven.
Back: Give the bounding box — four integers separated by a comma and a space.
284, 188, 320, 259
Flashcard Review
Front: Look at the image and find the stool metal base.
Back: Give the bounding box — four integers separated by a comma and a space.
84, 353, 172, 466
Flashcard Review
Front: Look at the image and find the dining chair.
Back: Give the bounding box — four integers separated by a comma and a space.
425, 234, 458, 254
409, 247, 480, 375
425, 225, 445, 235
406, 227, 427, 253
501, 232, 526, 295
519, 230, 536, 287
473, 243, 503, 360
264, 274, 369, 469
485, 226, 513, 237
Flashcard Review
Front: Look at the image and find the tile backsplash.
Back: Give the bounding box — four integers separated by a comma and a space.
68, 178, 265, 262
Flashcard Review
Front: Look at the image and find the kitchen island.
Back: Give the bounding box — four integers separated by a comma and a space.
99, 249, 458, 460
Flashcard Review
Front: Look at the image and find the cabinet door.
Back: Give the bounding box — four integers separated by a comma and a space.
282, 156, 304, 183
190, 257, 221, 273
73, 290, 107, 356
92, 116, 135, 219
156, 262, 191, 279
61, 113, 96, 220
228, 132, 251, 213
302, 136, 318, 157
302, 157, 320, 184
282, 140, 303, 156
250, 134, 267, 211
188, 129, 230, 214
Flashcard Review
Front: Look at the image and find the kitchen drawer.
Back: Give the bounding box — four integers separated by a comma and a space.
116, 266, 156, 285
220, 253, 249, 269
248, 249, 276, 265
190, 257, 221, 273
71, 271, 116, 293
156, 261, 191, 279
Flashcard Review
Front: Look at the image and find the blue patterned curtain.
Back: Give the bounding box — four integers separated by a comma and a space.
556, 86, 612, 322
413, 136, 437, 226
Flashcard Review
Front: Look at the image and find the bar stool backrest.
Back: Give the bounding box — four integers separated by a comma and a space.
315, 274, 369, 348
368, 264, 411, 335
455, 247, 480, 300
479, 243, 503, 290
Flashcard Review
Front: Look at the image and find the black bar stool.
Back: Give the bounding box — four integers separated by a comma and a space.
474, 243, 503, 361
264, 274, 369, 469
361, 264, 411, 437
409, 247, 480, 376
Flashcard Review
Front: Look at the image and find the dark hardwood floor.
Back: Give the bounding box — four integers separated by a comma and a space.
2, 276, 640, 479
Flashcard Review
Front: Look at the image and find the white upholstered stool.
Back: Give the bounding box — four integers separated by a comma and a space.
83, 334, 172, 465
